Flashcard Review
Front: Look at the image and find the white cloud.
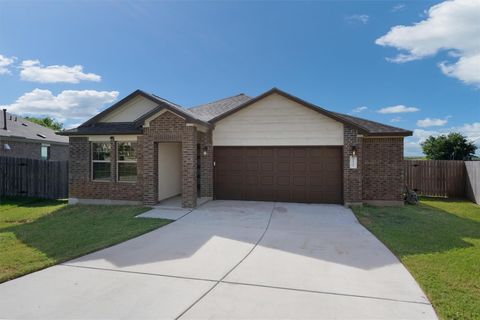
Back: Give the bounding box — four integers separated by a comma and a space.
345, 14, 370, 24
352, 106, 368, 113
417, 117, 448, 127
376, 0, 480, 87
405, 123, 480, 156
390, 116, 402, 123
0, 54, 16, 75
0, 89, 119, 122
391, 4, 406, 12
378, 105, 420, 114
20, 59, 102, 83
457, 122, 480, 143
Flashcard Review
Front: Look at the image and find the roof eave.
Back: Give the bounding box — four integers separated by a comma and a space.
208, 87, 371, 133
365, 131, 413, 137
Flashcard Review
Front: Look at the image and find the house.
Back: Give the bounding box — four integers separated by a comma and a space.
61, 88, 412, 207
0, 109, 69, 161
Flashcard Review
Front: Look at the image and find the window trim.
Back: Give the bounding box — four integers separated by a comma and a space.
116, 141, 138, 183
91, 141, 111, 182
40, 144, 51, 160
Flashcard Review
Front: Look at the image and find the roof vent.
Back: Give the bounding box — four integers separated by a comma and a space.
37, 133, 46, 139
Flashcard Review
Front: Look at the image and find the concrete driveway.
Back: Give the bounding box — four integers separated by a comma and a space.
0, 201, 437, 319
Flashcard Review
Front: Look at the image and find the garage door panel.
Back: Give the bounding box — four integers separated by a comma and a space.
276, 176, 290, 186
277, 162, 290, 172
246, 162, 259, 171
260, 176, 274, 186
215, 147, 342, 204
245, 175, 258, 185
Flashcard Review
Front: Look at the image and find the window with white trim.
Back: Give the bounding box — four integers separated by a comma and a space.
117, 142, 137, 182
41, 144, 50, 160
92, 142, 111, 181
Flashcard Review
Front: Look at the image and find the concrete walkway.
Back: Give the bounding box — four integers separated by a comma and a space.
0, 201, 437, 319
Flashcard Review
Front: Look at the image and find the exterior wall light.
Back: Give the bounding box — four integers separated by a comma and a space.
203, 146, 208, 156
352, 145, 357, 156
4, 143, 11, 151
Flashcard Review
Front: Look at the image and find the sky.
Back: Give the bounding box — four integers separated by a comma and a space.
0, 0, 479, 156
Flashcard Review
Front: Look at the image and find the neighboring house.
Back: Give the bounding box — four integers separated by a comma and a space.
61, 88, 412, 207
1, 109, 69, 161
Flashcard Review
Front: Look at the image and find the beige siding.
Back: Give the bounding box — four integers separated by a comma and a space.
213, 93, 344, 146
158, 142, 182, 201
100, 96, 158, 122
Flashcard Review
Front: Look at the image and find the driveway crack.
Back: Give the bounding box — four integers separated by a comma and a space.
175, 202, 277, 320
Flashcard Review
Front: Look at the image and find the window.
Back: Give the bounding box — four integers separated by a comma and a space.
92, 142, 111, 181
41, 144, 50, 160
117, 142, 137, 182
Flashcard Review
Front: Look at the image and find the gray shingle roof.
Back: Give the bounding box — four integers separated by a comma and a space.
330, 112, 412, 136
61, 122, 142, 136
0, 112, 68, 144
188, 94, 252, 121
61, 88, 412, 137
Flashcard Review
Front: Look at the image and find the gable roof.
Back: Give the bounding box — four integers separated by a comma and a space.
330, 112, 413, 136
61, 87, 412, 137
201, 88, 412, 136
62, 90, 211, 136
188, 94, 252, 121
0, 112, 68, 144
81, 89, 209, 127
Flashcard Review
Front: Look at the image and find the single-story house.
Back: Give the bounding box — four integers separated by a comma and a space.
61, 88, 412, 207
1, 109, 69, 161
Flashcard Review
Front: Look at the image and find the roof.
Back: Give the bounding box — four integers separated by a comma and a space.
330, 112, 413, 136
188, 94, 252, 121
0, 112, 68, 144
61, 90, 212, 136
59, 122, 142, 136
200, 88, 412, 136
61, 88, 412, 137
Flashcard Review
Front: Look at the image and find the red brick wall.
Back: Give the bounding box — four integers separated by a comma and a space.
182, 125, 197, 207
68, 137, 143, 202
198, 130, 213, 198
343, 125, 363, 204
142, 112, 186, 205
362, 137, 404, 201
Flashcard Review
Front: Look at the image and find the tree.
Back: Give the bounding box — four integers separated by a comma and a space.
421, 132, 477, 160
25, 116, 63, 131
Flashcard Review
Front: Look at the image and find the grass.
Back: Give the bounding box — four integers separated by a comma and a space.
352, 198, 480, 320
0, 197, 171, 283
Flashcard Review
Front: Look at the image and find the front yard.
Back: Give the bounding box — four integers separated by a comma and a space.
353, 198, 480, 320
0, 197, 171, 283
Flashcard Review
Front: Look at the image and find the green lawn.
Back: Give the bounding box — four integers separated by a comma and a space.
352, 198, 480, 320
0, 197, 171, 283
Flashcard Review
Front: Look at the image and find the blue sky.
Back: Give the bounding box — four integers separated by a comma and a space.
0, 0, 478, 156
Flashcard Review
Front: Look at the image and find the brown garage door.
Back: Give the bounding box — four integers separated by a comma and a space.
214, 146, 343, 204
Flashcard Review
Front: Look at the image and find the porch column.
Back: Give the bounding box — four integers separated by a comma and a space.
199, 130, 213, 198
182, 124, 197, 208
143, 137, 158, 205
343, 125, 363, 205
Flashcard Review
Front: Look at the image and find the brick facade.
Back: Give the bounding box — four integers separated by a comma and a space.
362, 137, 404, 202
343, 125, 363, 204
68, 112, 404, 207
182, 125, 197, 207
69, 137, 143, 202
0, 138, 68, 161
198, 130, 213, 198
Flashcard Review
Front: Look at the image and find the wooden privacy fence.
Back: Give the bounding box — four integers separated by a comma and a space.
404, 160, 466, 198
0, 156, 68, 199
465, 161, 480, 204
